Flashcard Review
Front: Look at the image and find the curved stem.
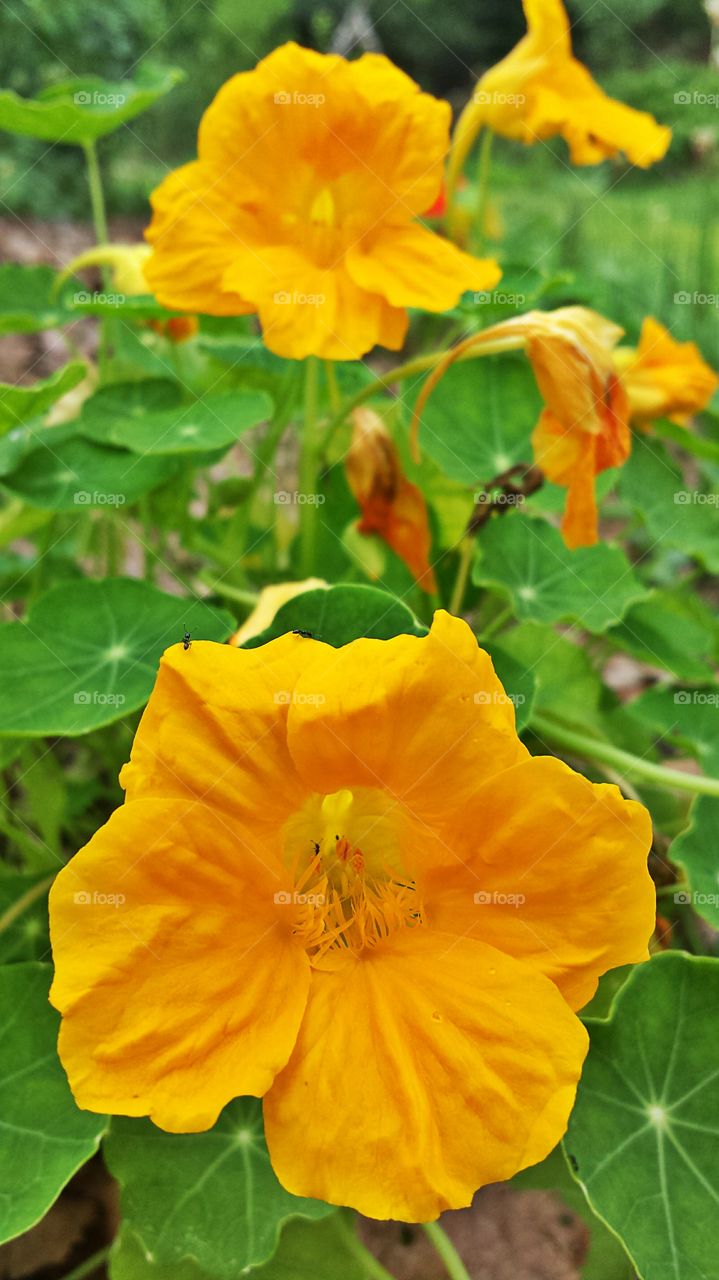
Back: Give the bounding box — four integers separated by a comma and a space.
324, 347, 455, 447
421, 1221, 472, 1280
82, 140, 109, 246
60, 1245, 112, 1280
449, 537, 474, 616
0, 872, 53, 934
531, 714, 719, 798
474, 129, 494, 250
298, 356, 321, 576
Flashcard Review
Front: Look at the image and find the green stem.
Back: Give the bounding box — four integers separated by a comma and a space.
532, 714, 719, 798
421, 1221, 472, 1280
82, 140, 109, 245
324, 347, 453, 447
449, 536, 474, 616
298, 356, 321, 576
335, 1214, 397, 1280
60, 1245, 112, 1280
474, 128, 494, 250
480, 601, 513, 642
237, 369, 298, 547
0, 872, 53, 934
82, 139, 111, 370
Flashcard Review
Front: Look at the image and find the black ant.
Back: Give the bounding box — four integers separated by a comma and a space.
567, 1153, 579, 1173
182, 627, 192, 651
311, 840, 321, 856
291, 628, 314, 639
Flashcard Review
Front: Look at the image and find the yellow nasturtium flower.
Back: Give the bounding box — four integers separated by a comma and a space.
49, 615, 653, 1220
448, 0, 670, 194
613, 317, 719, 427
144, 42, 500, 361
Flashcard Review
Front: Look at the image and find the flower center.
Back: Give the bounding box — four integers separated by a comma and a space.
281, 788, 424, 962
309, 186, 336, 229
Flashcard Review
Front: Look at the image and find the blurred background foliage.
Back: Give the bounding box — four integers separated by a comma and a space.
0, 0, 717, 349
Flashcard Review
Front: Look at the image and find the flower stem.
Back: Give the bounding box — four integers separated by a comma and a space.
324, 347, 453, 447
449, 536, 474, 615
82, 140, 109, 246
474, 129, 494, 250
531, 714, 719, 798
0, 872, 53, 934
60, 1245, 112, 1280
480, 601, 513, 642
298, 355, 321, 576
421, 1221, 472, 1280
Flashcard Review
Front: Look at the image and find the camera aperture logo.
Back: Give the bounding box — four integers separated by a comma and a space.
474, 890, 526, 907
74, 890, 126, 907
74, 690, 126, 706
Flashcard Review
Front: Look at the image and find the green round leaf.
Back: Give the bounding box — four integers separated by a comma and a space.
244, 584, 427, 648
0, 65, 184, 145
79, 382, 273, 455
619, 436, 719, 574
103, 1099, 334, 1279
1, 435, 177, 510
0, 265, 71, 335
0, 362, 87, 433
566, 952, 719, 1280
607, 589, 719, 683
484, 641, 536, 733
670, 797, 719, 928
0, 578, 235, 737
473, 515, 648, 633
0, 963, 106, 1244
415, 354, 540, 485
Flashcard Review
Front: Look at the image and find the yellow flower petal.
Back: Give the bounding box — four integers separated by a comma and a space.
286, 611, 527, 835
120, 634, 328, 829
50, 799, 310, 1131
264, 930, 587, 1220
346, 223, 500, 312
425, 755, 654, 1011
614, 317, 719, 426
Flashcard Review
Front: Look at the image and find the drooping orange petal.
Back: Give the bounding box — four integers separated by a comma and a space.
49, 799, 310, 1131
425, 755, 654, 1011
264, 930, 587, 1220
346, 407, 437, 592
286, 611, 527, 840
120, 635, 328, 830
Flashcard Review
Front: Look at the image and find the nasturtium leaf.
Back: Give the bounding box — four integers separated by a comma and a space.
606, 589, 719, 682
619, 435, 719, 573
566, 952, 719, 1280
670, 798, 719, 929
0, 264, 72, 334
625, 685, 719, 775
244, 1213, 366, 1280
0, 963, 106, 1244
0, 578, 235, 737
473, 515, 647, 633
414, 354, 540, 485
103, 1099, 335, 1279
484, 642, 535, 733
79, 383, 273, 455
1, 435, 177, 510
111, 1227, 206, 1279
244, 584, 427, 648
0, 870, 51, 963
0, 65, 184, 145
0, 363, 87, 433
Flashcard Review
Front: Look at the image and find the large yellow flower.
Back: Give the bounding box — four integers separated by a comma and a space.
144, 43, 499, 361
613, 317, 719, 426
49, 614, 653, 1220
448, 0, 670, 193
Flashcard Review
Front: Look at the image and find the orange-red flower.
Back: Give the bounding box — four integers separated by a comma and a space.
413, 307, 630, 549
345, 407, 437, 592
144, 43, 500, 361
49, 613, 653, 1220
613, 317, 719, 427
448, 0, 670, 196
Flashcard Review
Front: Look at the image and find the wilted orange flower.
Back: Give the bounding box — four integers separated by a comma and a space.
49, 614, 653, 1220
448, 0, 670, 195
144, 42, 500, 361
613, 317, 719, 426
346, 407, 437, 592
413, 307, 630, 549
